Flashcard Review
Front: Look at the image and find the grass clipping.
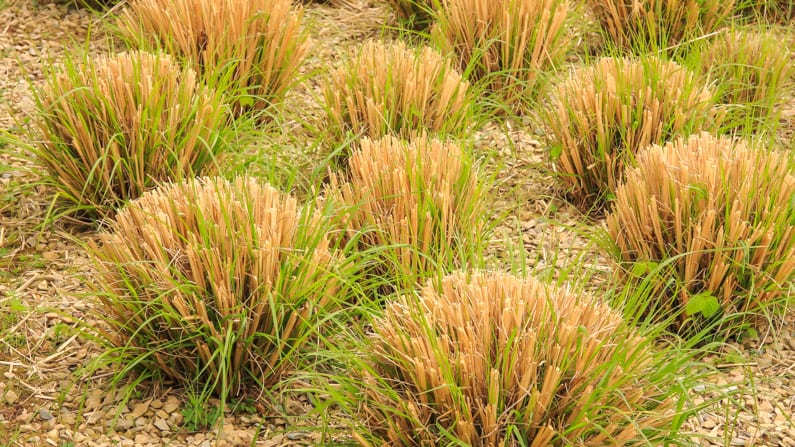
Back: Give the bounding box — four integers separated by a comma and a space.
356, 271, 675, 446
607, 133, 795, 333
90, 176, 338, 396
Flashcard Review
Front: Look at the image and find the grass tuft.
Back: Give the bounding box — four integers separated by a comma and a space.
543, 56, 718, 212
606, 132, 795, 336
323, 40, 473, 156
87, 176, 341, 403
116, 0, 309, 116
325, 135, 485, 295
351, 271, 689, 446
431, 0, 571, 112
29, 50, 231, 224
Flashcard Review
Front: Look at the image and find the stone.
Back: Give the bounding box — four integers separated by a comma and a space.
5, 389, 18, 405
38, 409, 54, 421
154, 418, 170, 432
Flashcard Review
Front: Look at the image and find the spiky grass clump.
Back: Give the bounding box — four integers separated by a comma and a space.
355, 271, 679, 446
326, 136, 483, 293
587, 0, 735, 53
116, 0, 308, 115
431, 0, 571, 112
607, 133, 795, 335
32, 50, 229, 223
89, 176, 339, 398
323, 40, 472, 151
694, 28, 792, 132
544, 56, 717, 211
736, 0, 795, 23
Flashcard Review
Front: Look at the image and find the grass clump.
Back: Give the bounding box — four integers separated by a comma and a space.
116, 0, 308, 115
88, 176, 340, 400
31, 50, 229, 223
323, 40, 472, 153
693, 28, 792, 133
606, 133, 795, 336
352, 271, 684, 446
326, 135, 484, 294
543, 56, 717, 212
431, 0, 571, 112
587, 0, 735, 53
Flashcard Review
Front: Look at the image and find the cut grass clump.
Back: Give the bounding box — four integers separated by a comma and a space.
323, 40, 472, 154
88, 176, 340, 401
353, 271, 682, 446
31, 50, 230, 223
116, 0, 308, 116
431, 0, 571, 112
587, 0, 735, 53
606, 133, 795, 336
543, 56, 718, 212
326, 135, 484, 294
693, 28, 792, 133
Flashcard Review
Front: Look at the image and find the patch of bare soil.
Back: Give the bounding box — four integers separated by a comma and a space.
0, 1, 793, 446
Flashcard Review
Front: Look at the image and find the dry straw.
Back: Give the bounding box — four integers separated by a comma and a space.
324, 40, 471, 147
90, 176, 339, 396
696, 28, 792, 130
326, 135, 482, 290
117, 0, 308, 114
358, 271, 674, 446
607, 133, 795, 332
544, 56, 717, 211
34, 50, 227, 222
587, 0, 735, 51
432, 0, 571, 111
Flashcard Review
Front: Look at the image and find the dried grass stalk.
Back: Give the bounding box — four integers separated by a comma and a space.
117, 0, 308, 114
607, 133, 795, 331
359, 271, 674, 446
432, 0, 571, 110
91, 176, 338, 395
587, 0, 735, 51
544, 56, 717, 210
327, 135, 482, 289
34, 50, 227, 222
697, 28, 792, 127
324, 40, 471, 146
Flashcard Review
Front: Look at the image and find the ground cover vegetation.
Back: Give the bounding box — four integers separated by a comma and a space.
0, 0, 794, 445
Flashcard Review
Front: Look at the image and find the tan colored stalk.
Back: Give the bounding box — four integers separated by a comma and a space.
432, 0, 571, 110
544, 56, 717, 210
327, 135, 482, 287
607, 133, 795, 330
360, 271, 673, 445
91, 177, 338, 395
324, 40, 471, 144
117, 0, 308, 114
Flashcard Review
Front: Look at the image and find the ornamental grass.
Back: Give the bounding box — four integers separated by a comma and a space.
587, 0, 735, 53
116, 0, 308, 115
431, 0, 571, 111
694, 28, 792, 132
326, 135, 483, 293
543, 56, 717, 211
323, 40, 472, 152
89, 176, 340, 398
355, 271, 679, 446
32, 50, 229, 223
606, 133, 795, 335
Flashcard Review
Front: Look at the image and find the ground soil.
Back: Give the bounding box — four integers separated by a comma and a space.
1, 1, 794, 446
